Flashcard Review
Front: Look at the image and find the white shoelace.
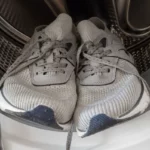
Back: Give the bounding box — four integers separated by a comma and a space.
77, 41, 112, 76
77, 41, 150, 94
0, 37, 70, 86
66, 121, 74, 150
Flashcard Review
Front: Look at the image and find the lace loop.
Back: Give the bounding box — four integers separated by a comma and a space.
77, 41, 112, 76
0, 36, 70, 86
77, 41, 150, 96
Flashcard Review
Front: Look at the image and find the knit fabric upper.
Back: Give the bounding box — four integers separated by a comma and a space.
75, 20, 142, 132
2, 14, 77, 124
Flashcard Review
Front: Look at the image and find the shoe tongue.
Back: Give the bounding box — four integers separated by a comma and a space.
77, 20, 104, 42
44, 13, 72, 40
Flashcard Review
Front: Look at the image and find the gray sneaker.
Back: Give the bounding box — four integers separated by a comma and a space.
75, 18, 150, 137
0, 13, 77, 130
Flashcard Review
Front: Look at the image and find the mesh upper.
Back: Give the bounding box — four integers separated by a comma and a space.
3, 68, 77, 123
75, 70, 142, 131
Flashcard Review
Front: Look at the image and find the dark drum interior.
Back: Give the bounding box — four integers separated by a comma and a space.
0, 0, 150, 84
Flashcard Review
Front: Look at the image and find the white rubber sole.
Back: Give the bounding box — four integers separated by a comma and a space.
1, 109, 150, 150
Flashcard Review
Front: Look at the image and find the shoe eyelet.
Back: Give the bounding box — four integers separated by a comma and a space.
43, 72, 47, 75
38, 36, 42, 39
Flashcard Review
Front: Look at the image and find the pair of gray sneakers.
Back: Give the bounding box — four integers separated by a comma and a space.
0, 13, 150, 138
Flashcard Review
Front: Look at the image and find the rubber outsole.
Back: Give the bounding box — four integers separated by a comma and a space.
1, 109, 150, 150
